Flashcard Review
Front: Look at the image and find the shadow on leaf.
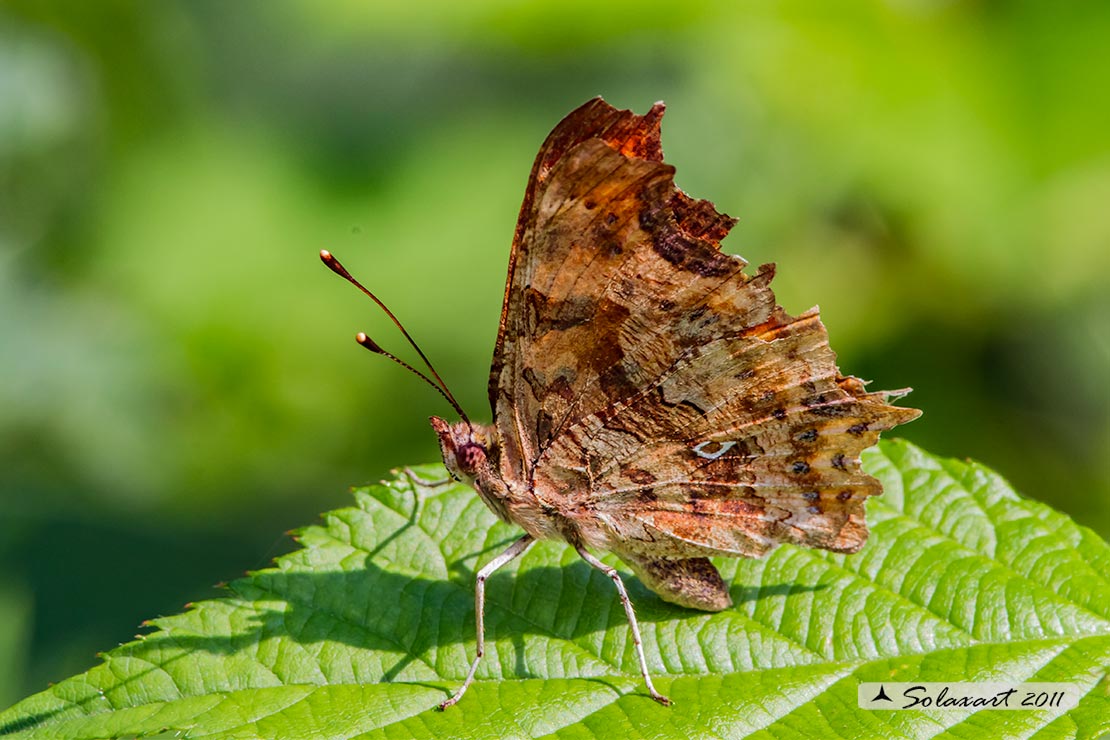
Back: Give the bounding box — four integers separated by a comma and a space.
117, 547, 826, 690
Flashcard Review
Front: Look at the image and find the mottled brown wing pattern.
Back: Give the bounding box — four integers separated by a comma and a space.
489, 99, 673, 480
550, 310, 920, 559
488, 97, 919, 563
490, 100, 753, 485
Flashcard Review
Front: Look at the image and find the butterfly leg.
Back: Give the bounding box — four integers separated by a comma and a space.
403, 467, 454, 488
575, 545, 671, 706
439, 533, 535, 710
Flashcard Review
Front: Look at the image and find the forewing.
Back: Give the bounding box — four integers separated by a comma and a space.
489, 98, 746, 486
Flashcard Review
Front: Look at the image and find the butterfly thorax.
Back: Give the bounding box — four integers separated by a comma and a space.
430, 415, 567, 542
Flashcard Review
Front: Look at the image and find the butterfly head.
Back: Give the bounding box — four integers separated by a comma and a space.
430, 416, 494, 485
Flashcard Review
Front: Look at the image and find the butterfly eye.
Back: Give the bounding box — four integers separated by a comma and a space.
457, 443, 487, 473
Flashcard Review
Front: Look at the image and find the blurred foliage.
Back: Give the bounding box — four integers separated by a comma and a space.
0, 0, 1107, 702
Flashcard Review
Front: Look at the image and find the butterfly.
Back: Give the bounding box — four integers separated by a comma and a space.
323, 97, 920, 708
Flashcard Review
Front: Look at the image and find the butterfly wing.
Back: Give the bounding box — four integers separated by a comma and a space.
558, 315, 921, 559
489, 98, 919, 560
489, 98, 742, 482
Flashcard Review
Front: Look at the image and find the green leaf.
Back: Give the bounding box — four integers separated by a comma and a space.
2, 440, 1108, 739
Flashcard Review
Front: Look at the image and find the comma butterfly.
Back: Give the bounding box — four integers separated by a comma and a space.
322, 97, 920, 708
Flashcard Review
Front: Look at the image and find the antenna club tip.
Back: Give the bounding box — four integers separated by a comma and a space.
356, 332, 383, 353
320, 249, 351, 279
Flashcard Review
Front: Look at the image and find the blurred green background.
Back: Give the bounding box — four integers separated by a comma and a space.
1, 0, 1107, 706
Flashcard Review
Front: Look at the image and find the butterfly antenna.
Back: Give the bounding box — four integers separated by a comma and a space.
354, 333, 469, 421
320, 250, 470, 423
